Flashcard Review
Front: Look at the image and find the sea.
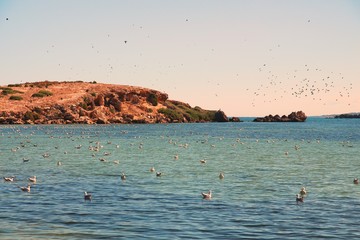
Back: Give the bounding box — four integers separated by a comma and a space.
0, 117, 359, 239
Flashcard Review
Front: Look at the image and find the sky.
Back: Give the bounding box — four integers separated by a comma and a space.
0, 0, 359, 117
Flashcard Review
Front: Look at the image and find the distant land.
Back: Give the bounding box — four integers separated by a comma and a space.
0, 81, 235, 124
321, 112, 360, 118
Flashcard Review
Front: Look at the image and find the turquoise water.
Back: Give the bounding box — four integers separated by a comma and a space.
0, 118, 359, 239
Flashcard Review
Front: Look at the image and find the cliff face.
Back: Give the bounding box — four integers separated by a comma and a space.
0, 81, 227, 124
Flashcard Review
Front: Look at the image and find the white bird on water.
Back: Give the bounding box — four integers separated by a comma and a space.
201, 190, 212, 199
20, 184, 31, 192
299, 187, 307, 196
84, 191, 92, 200
200, 159, 206, 164
150, 167, 155, 172
121, 173, 126, 181
4, 176, 15, 182
296, 194, 304, 203
219, 172, 224, 180
28, 176, 36, 183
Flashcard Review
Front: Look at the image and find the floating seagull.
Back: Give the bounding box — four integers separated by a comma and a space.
296, 194, 304, 203
113, 160, 119, 164
121, 173, 126, 181
20, 185, 31, 192
57, 161, 62, 166
174, 154, 179, 160
354, 178, 359, 184
99, 158, 106, 162
299, 187, 307, 196
201, 190, 212, 199
23, 158, 30, 162
28, 176, 36, 183
150, 167, 155, 172
84, 191, 92, 200
4, 176, 15, 182
200, 159, 206, 164
156, 172, 162, 177
219, 172, 224, 180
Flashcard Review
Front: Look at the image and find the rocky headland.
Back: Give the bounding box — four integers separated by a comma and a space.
253, 111, 307, 122
0, 81, 229, 124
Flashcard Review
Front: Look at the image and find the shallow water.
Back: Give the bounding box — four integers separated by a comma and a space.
0, 118, 359, 239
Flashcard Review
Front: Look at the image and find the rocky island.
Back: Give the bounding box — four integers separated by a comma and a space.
253, 111, 307, 122
0, 81, 229, 124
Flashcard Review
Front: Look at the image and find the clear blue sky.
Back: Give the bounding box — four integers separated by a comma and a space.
0, 0, 359, 116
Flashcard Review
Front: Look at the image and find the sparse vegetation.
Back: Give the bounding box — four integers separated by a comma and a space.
159, 101, 216, 122
158, 108, 183, 122
1, 87, 23, 95
9, 95, 23, 101
146, 93, 158, 106
38, 90, 53, 96
23, 111, 40, 121
31, 90, 53, 98
7, 84, 22, 87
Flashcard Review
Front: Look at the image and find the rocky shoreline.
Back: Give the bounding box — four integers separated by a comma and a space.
0, 81, 231, 124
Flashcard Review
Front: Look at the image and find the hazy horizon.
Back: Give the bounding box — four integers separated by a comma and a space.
1, 0, 359, 116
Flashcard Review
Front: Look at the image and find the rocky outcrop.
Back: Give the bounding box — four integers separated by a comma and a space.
253, 111, 307, 122
214, 110, 229, 122
229, 117, 242, 122
0, 81, 229, 124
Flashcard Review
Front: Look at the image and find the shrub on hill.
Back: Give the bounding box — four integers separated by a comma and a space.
9, 95, 23, 101
1, 87, 23, 95
31, 90, 53, 98
146, 93, 158, 106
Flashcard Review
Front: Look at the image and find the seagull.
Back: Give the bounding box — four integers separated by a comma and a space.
4, 177, 15, 182
201, 190, 212, 199
121, 173, 126, 181
28, 176, 36, 183
57, 161, 62, 166
174, 154, 179, 160
296, 194, 304, 203
23, 158, 30, 162
84, 191, 92, 200
354, 178, 359, 184
20, 185, 31, 192
200, 159, 206, 164
113, 160, 119, 164
156, 172, 162, 177
150, 167, 155, 172
219, 172, 224, 180
299, 187, 307, 196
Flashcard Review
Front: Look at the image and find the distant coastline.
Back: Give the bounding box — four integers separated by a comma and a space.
320, 113, 360, 119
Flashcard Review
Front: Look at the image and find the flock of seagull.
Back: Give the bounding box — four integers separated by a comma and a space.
250, 63, 354, 108
2, 126, 357, 204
